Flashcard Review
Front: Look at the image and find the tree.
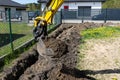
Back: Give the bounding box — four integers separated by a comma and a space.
103, 0, 120, 8
26, 3, 41, 11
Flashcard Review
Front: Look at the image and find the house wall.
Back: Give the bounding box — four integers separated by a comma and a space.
41, 2, 102, 11
0, 6, 21, 21
0, 6, 4, 19
41, 3, 46, 11
0, 6, 16, 12
60, 2, 102, 9
0, 6, 4, 11
10, 7, 16, 18
0, 6, 17, 19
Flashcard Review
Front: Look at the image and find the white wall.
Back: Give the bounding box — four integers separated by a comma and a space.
41, 2, 102, 11
41, 3, 46, 11
60, 2, 102, 10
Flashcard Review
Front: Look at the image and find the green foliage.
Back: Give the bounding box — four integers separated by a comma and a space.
48, 24, 56, 30
103, 0, 120, 8
81, 26, 120, 40
26, 3, 41, 11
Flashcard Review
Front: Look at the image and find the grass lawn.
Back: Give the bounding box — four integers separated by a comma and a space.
0, 22, 56, 72
77, 26, 120, 79
0, 22, 33, 56
81, 26, 120, 40
0, 22, 56, 57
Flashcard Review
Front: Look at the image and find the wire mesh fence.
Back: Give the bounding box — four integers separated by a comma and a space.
0, 21, 12, 56
1, 8, 120, 57
0, 9, 62, 57
62, 9, 120, 22
0, 9, 33, 57
48, 11, 62, 30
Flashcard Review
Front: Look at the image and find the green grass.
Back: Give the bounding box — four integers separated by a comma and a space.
0, 23, 56, 72
0, 40, 35, 72
0, 22, 35, 72
0, 22, 33, 56
81, 26, 120, 40
0, 22, 56, 56
77, 26, 120, 69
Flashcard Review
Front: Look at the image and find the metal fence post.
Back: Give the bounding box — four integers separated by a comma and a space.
104, 9, 107, 23
60, 10, 62, 24
82, 8, 84, 23
8, 8, 14, 52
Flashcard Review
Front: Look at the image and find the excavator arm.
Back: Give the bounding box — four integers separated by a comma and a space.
33, 0, 64, 40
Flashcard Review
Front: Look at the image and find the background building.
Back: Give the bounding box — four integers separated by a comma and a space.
38, 0, 106, 11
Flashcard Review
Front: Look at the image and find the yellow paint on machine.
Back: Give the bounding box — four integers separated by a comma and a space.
34, 0, 64, 27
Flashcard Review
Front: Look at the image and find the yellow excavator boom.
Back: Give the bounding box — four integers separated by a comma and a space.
34, 0, 64, 27
33, 0, 64, 39
33, 0, 64, 56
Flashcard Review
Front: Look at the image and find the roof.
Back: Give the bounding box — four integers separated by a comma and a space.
0, 0, 26, 8
38, 0, 106, 3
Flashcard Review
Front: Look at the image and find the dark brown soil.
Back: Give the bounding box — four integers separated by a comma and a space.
1, 23, 115, 80
18, 24, 94, 80
0, 46, 39, 80
44, 38, 68, 58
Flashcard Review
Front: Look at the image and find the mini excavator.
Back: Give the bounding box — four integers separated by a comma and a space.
33, 0, 64, 56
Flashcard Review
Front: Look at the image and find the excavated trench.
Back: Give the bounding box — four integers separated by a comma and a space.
0, 22, 118, 80
0, 47, 39, 80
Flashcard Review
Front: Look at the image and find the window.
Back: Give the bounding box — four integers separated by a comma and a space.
78, 6, 91, 17
64, 6, 69, 9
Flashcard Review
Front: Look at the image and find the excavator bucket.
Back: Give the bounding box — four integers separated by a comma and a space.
37, 38, 46, 57
37, 37, 54, 59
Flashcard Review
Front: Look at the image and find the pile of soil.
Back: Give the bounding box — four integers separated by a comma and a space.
18, 24, 88, 80
1, 22, 117, 80
44, 38, 67, 58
